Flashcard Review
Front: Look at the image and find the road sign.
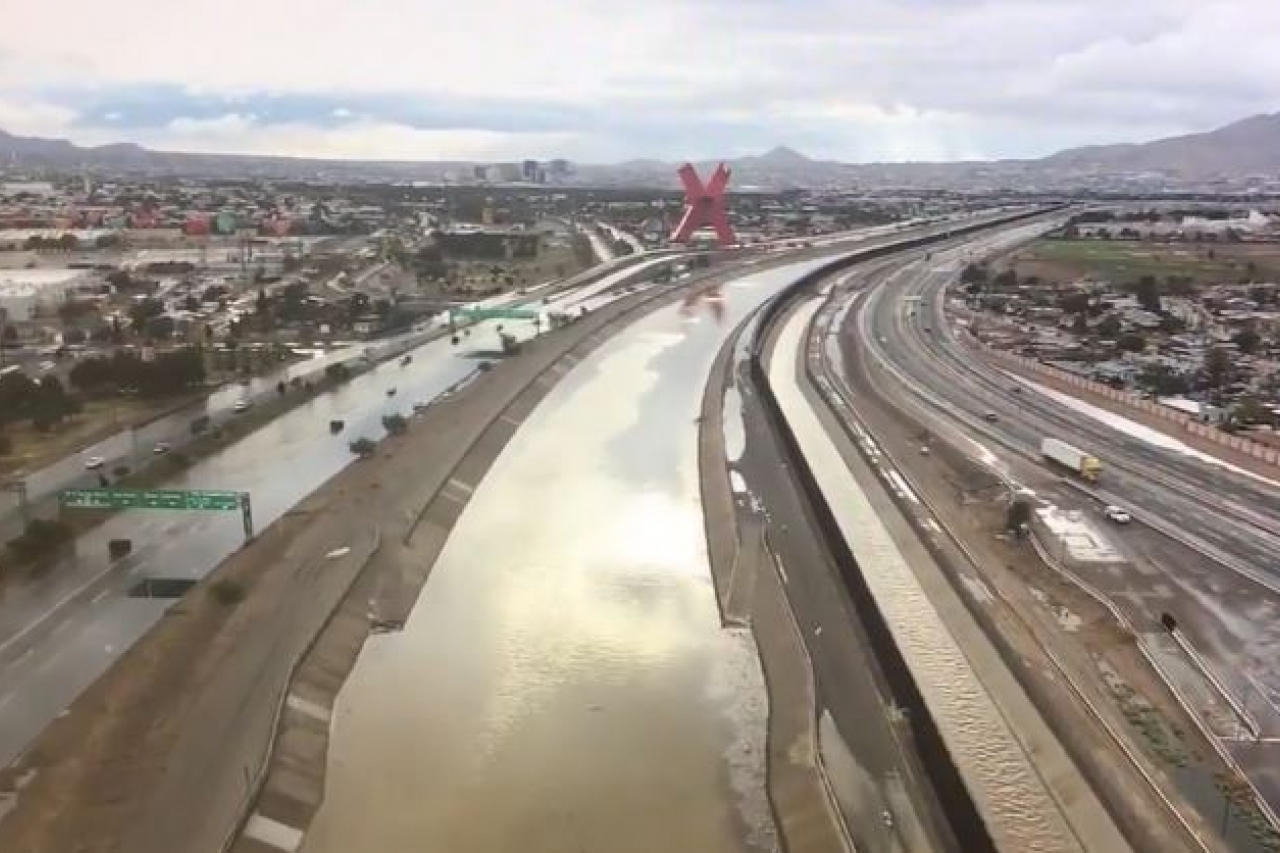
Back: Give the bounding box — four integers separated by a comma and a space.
451, 306, 540, 323
60, 488, 243, 512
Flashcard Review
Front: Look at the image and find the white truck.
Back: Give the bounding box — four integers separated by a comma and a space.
1040, 437, 1102, 483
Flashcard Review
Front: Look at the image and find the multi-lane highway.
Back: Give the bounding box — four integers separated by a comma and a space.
833, 228, 1280, 837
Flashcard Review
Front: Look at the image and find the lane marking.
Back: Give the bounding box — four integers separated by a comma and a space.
447, 478, 474, 496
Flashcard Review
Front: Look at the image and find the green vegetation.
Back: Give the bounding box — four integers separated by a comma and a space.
69, 348, 205, 398
1005, 497, 1032, 532
349, 437, 377, 458
6, 519, 74, 566
1015, 238, 1280, 286
380, 414, 408, 435
0, 373, 82, 432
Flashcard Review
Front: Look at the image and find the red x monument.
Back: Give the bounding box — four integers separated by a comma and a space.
671, 162, 736, 247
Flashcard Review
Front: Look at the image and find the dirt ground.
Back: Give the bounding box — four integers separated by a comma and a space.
1003, 238, 1280, 287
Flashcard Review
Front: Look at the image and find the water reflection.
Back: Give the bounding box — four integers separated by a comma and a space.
303, 264, 826, 853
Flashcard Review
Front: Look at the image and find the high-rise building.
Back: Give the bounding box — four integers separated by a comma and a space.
522, 160, 539, 181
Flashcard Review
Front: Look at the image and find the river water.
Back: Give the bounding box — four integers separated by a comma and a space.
301, 260, 829, 853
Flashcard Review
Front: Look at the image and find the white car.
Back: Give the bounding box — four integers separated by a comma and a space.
152, 442, 171, 454
233, 399, 252, 413
83, 456, 105, 470
1104, 505, 1132, 524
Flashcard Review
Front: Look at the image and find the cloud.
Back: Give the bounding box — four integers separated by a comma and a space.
0, 0, 1276, 162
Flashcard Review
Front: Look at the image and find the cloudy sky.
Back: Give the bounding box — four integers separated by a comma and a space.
1, 0, 1276, 163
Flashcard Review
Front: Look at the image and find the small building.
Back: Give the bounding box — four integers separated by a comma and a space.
1158, 396, 1227, 423
0, 268, 92, 321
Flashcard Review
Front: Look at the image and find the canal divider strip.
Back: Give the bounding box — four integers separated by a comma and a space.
223, 255, 795, 853
697, 311, 854, 853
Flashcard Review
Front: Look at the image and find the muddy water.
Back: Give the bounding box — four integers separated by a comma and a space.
302, 262, 827, 853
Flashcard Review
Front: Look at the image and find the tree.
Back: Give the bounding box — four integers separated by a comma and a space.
992, 268, 1018, 289
1232, 328, 1261, 354
1234, 397, 1275, 427
1005, 498, 1032, 533
349, 437, 377, 458
62, 328, 87, 345
144, 315, 176, 340
1134, 275, 1162, 313
1071, 314, 1088, 334
128, 297, 165, 330
381, 413, 408, 435
57, 299, 97, 326
960, 263, 988, 285
1096, 314, 1122, 338
106, 269, 134, 290
1059, 292, 1091, 315
1116, 333, 1146, 353
1138, 364, 1189, 397
1205, 347, 1233, 389
1, 325, 17, 345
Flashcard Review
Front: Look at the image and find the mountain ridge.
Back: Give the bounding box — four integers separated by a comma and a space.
2, 111, 1278, 187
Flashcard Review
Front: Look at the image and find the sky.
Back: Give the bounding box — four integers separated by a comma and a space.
0, 0, 1277, 164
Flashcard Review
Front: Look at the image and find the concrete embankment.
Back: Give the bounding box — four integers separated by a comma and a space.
697, 312, 852, 853
224, 260, 787, 853
0, 259, 727, 853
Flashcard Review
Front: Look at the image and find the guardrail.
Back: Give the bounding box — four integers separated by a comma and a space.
743, 207, 1056, 851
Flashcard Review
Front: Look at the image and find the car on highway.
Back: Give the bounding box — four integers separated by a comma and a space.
152, 442, 171, 455
233, 399, 252, 413
83, 456, 105, 470
982, 412, 999, 422
1103, 505, 1132, 524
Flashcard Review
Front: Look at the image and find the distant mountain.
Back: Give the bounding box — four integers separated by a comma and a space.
1041, 112, 1280, 178
1, 111, 1279, 189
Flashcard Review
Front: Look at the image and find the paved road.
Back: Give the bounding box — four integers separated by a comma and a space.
842, 231, 1280, 825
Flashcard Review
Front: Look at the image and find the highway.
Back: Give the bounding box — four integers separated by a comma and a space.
0, 257, 686, 770
835, 229, 1280, 838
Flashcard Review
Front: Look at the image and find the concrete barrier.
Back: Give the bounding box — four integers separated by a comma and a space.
985, 345, 1280, 474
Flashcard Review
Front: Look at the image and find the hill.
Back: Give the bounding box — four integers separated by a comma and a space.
2, 111, 1279, 189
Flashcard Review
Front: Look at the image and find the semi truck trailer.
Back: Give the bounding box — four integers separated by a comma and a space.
1040, 437, 1102, 482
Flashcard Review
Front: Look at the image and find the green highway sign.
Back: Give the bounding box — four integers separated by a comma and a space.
60, 488, 243, 512
451, 306, 540, 322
